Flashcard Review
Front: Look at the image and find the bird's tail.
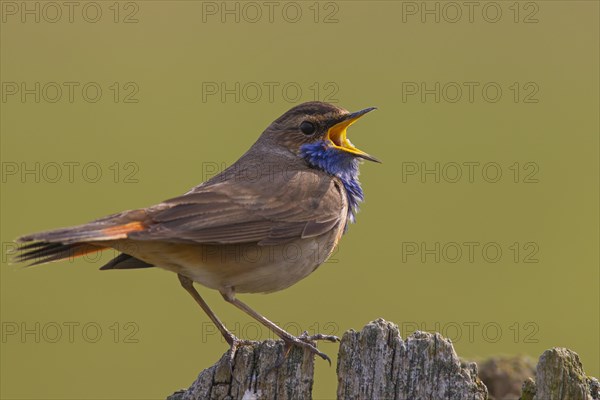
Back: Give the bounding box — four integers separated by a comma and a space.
13, 212, 146, 266
12, 241, 106, 266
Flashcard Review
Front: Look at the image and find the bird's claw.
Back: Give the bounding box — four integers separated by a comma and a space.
280, 331, 336, 366
225, 335, 258, 372
225, 330, 337, 379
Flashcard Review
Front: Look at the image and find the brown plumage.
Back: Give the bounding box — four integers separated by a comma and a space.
14, 101, 378, 363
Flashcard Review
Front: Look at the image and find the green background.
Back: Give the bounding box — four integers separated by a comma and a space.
1, 1, 598, 399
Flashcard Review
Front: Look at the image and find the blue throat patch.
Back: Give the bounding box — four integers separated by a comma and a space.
299, 141, 364, 227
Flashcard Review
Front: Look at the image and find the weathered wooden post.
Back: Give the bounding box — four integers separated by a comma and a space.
168, 319, 598, 400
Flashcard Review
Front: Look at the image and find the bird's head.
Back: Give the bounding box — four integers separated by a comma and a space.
262, 102, 379, 176
256, 101, 378, 225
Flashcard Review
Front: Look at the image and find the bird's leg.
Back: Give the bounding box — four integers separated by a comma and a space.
178, 274, 233, 343
177, 274, 255, 365
220, 289, 338, 365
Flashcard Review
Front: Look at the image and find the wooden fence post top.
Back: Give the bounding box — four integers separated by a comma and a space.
168, 319, 598, 400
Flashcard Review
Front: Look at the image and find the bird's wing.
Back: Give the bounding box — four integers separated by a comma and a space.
129, 168, 345, 246
15, 167, 344, 265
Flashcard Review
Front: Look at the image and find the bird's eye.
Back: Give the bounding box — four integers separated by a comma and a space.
299, 121, 316, 135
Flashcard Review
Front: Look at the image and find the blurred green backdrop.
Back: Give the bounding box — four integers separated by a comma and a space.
1, 1, 598, 399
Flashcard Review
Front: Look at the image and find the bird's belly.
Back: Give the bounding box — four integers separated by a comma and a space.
113, 235, 338, 294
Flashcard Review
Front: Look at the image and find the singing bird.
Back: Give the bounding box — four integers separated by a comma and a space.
14, 102, 379, 362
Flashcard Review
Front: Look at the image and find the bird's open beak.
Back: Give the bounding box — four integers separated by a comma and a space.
327, 107, 381, 163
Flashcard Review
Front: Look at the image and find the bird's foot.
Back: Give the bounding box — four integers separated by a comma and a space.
279, 331, 339, 366
223, 330, 339, 380
256, 331, 340, 378
224, 334, 258, 371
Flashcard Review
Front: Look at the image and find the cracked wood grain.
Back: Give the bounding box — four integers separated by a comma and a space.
336, 318, 488, 400
167, 340, 314, 400
168, 319, 598, 400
